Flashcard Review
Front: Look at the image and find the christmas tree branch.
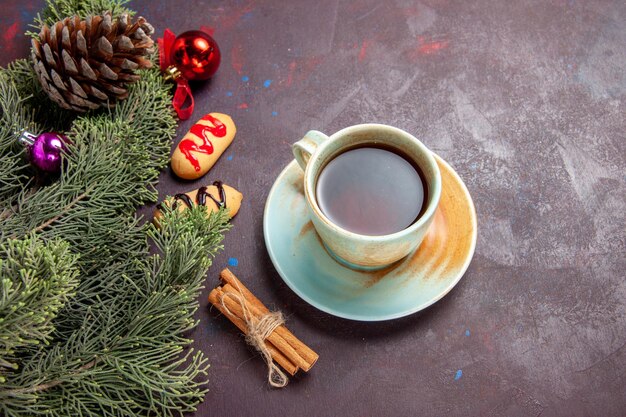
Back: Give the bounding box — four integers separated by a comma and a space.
0, 69, 35, 205
0, 236, 80, 376
30, 185, 94, 234
0, 1, 230, 415
32, 0, 133, 30
2, 357, 97, 395
0, 208, 229, 415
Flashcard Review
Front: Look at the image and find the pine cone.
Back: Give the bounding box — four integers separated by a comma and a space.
31, 13, 155, 112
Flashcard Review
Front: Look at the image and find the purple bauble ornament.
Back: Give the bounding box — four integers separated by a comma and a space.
19, 131, 68, 174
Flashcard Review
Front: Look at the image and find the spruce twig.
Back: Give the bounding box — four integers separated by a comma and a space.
3, 358, 97, 395
0, 1, 229, 415
31, 185, 94, 234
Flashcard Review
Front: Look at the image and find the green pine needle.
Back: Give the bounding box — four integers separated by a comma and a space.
33, 0, 134, 29
0, 1, 230, 416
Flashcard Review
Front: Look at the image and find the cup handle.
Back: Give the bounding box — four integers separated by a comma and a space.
292, 130, 329, 170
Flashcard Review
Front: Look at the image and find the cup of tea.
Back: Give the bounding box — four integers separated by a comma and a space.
292, 124, 441, 270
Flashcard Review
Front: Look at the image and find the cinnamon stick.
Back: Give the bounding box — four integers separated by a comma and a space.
222, 283, 318, 369
208, 288, 298, 376
219, 269, 319, 368
214, 287, 310, 371
208, 268, 319, 376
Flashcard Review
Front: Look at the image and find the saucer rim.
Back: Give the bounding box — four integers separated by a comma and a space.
263, 153, 477, 321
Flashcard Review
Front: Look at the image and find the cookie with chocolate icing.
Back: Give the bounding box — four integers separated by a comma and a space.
171, 112, 236, 180
154, 181, 243, 223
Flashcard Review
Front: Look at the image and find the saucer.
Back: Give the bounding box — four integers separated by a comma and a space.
263, 154, 477, 321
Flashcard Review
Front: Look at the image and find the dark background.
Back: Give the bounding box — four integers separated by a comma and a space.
2, 0, 625, 416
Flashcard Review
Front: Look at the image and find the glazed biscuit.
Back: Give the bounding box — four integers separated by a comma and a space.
154, 181, 243, 224
171, 112, 236, 180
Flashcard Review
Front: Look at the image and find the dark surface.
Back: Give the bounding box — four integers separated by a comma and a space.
2, 0, 625, 416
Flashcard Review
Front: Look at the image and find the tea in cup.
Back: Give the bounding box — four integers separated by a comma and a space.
292, 124, 441, 269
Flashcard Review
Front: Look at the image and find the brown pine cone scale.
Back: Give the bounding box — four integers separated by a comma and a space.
31, 12, 155, 112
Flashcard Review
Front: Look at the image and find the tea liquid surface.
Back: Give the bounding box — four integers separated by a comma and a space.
315, 146, 426, 236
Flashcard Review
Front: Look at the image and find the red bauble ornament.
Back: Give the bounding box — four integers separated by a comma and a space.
158, 29, 221, 120
171, 30, 221, 81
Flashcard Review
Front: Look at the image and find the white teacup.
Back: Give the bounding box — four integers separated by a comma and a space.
292, 124, 442, 270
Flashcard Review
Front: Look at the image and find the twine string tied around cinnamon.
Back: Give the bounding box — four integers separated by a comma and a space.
220, 288, 288, 388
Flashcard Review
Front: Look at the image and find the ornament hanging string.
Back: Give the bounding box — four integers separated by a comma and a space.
158, 29, 194, 120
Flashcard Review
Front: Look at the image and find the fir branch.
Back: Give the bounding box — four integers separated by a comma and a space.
31, 0, 134, 30
0, 237, 79, 376
0, 69, 35, 204
0, 209, 229, 416
30, 186, 94, 234
0, 0, 231, 415
3, 358, 97, 395
0, 63, 176, 242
